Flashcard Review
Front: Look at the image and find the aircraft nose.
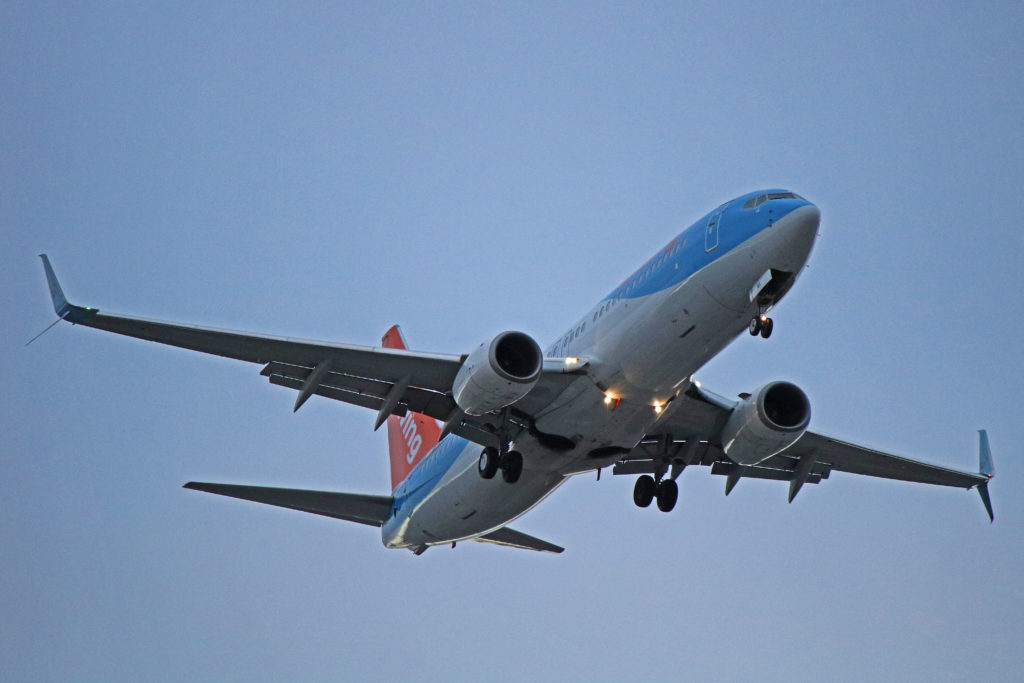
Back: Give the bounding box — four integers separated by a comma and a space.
799, 201, 819, 230
784, 203, 819, 241
772, 203, 820, 271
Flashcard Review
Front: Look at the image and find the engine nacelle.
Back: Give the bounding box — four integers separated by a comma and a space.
720, 381, 811, 465
452, 331, 543, 416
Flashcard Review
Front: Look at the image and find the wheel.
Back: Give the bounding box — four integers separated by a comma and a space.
500, 450, 523, 483
748, 317, 761, 336
633, 475, 656, 508
760, 317, 774, 338
656, 478, 678, 512
478, 447, 499, 479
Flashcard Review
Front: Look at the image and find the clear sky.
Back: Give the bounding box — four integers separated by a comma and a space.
3, 2, 1022, 681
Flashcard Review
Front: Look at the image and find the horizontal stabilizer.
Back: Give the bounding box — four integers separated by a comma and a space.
474, 526, 564, 553
183, 482, 393, 527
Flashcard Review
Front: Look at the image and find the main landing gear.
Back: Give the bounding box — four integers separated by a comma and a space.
478, 446, 523, 484
749, 313, 774, 339
633, 474, 678, 512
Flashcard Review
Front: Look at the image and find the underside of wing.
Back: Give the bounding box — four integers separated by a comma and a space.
40, 256, 583, 449
786, 432, 988, 488
614, 382, 994, 518
183, 482, 394, 527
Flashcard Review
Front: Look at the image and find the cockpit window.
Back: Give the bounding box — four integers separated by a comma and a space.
743, 192, 804, 209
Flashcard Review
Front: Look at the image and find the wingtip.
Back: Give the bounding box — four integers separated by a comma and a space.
978, 430, 994, 478
39, 253, 70, 317
977, 481, 994, 523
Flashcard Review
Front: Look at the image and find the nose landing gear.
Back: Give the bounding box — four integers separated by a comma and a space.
749, 313, 774, 338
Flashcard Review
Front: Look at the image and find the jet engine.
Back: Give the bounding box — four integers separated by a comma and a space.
720, 381, 811, 465
452, 331, 544, 416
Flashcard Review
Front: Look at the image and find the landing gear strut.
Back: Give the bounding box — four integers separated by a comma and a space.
477, 446, 523, 484
478, 447, 499, 479
655, 478, 678, 512
477, 409, 524, 484
633, 475, 656, 507
633, 475, 678, 512
749, 313, 773, 338
500, 450, 523, 484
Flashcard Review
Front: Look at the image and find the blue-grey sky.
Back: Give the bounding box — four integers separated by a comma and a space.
3, 3, 1022, 681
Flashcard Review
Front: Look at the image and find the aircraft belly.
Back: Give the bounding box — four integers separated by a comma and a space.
604, 280, 747, 395
400, 444, 565, 546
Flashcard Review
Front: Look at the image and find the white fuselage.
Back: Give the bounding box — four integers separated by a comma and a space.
382, 198, 820, 550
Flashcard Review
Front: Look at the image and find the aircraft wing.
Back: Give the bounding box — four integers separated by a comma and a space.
616, 384, 995, 520
38, 255, 580, 445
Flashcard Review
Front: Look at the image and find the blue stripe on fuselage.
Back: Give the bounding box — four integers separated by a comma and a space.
603, 190, 812, 302
387, 435, 468, 520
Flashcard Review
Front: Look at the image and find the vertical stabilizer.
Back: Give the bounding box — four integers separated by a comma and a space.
382, 325, 442, 490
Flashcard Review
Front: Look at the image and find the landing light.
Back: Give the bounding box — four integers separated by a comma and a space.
604, 393, 614, 405
653, 401, 663, 415
565, 357, 579, 366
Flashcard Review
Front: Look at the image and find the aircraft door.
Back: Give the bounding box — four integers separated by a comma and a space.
705, 210, 722, 252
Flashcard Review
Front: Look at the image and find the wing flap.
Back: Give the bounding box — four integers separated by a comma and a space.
261, 361, 456, 421
474, 526, 564, 553
183, 482, 394, 527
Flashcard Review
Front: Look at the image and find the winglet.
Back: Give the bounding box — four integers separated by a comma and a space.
38, 254, 96, 322
978, 430, 994, 478
977, 482, 994, 523
977, 430, 994, 522
39, 254, 71, 317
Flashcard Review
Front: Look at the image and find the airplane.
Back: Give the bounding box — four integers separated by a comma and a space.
37, 189, 995, 555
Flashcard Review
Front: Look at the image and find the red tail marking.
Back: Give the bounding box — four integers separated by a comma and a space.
382, 325, 442, 490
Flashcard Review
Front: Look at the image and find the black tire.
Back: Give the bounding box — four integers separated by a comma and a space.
656, 478, 678, 512
748, 317, 761, 336
500, 450, 523, 483
760, 317, 774, 339
633, 475, 656, 508
478, 447, 499, 479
